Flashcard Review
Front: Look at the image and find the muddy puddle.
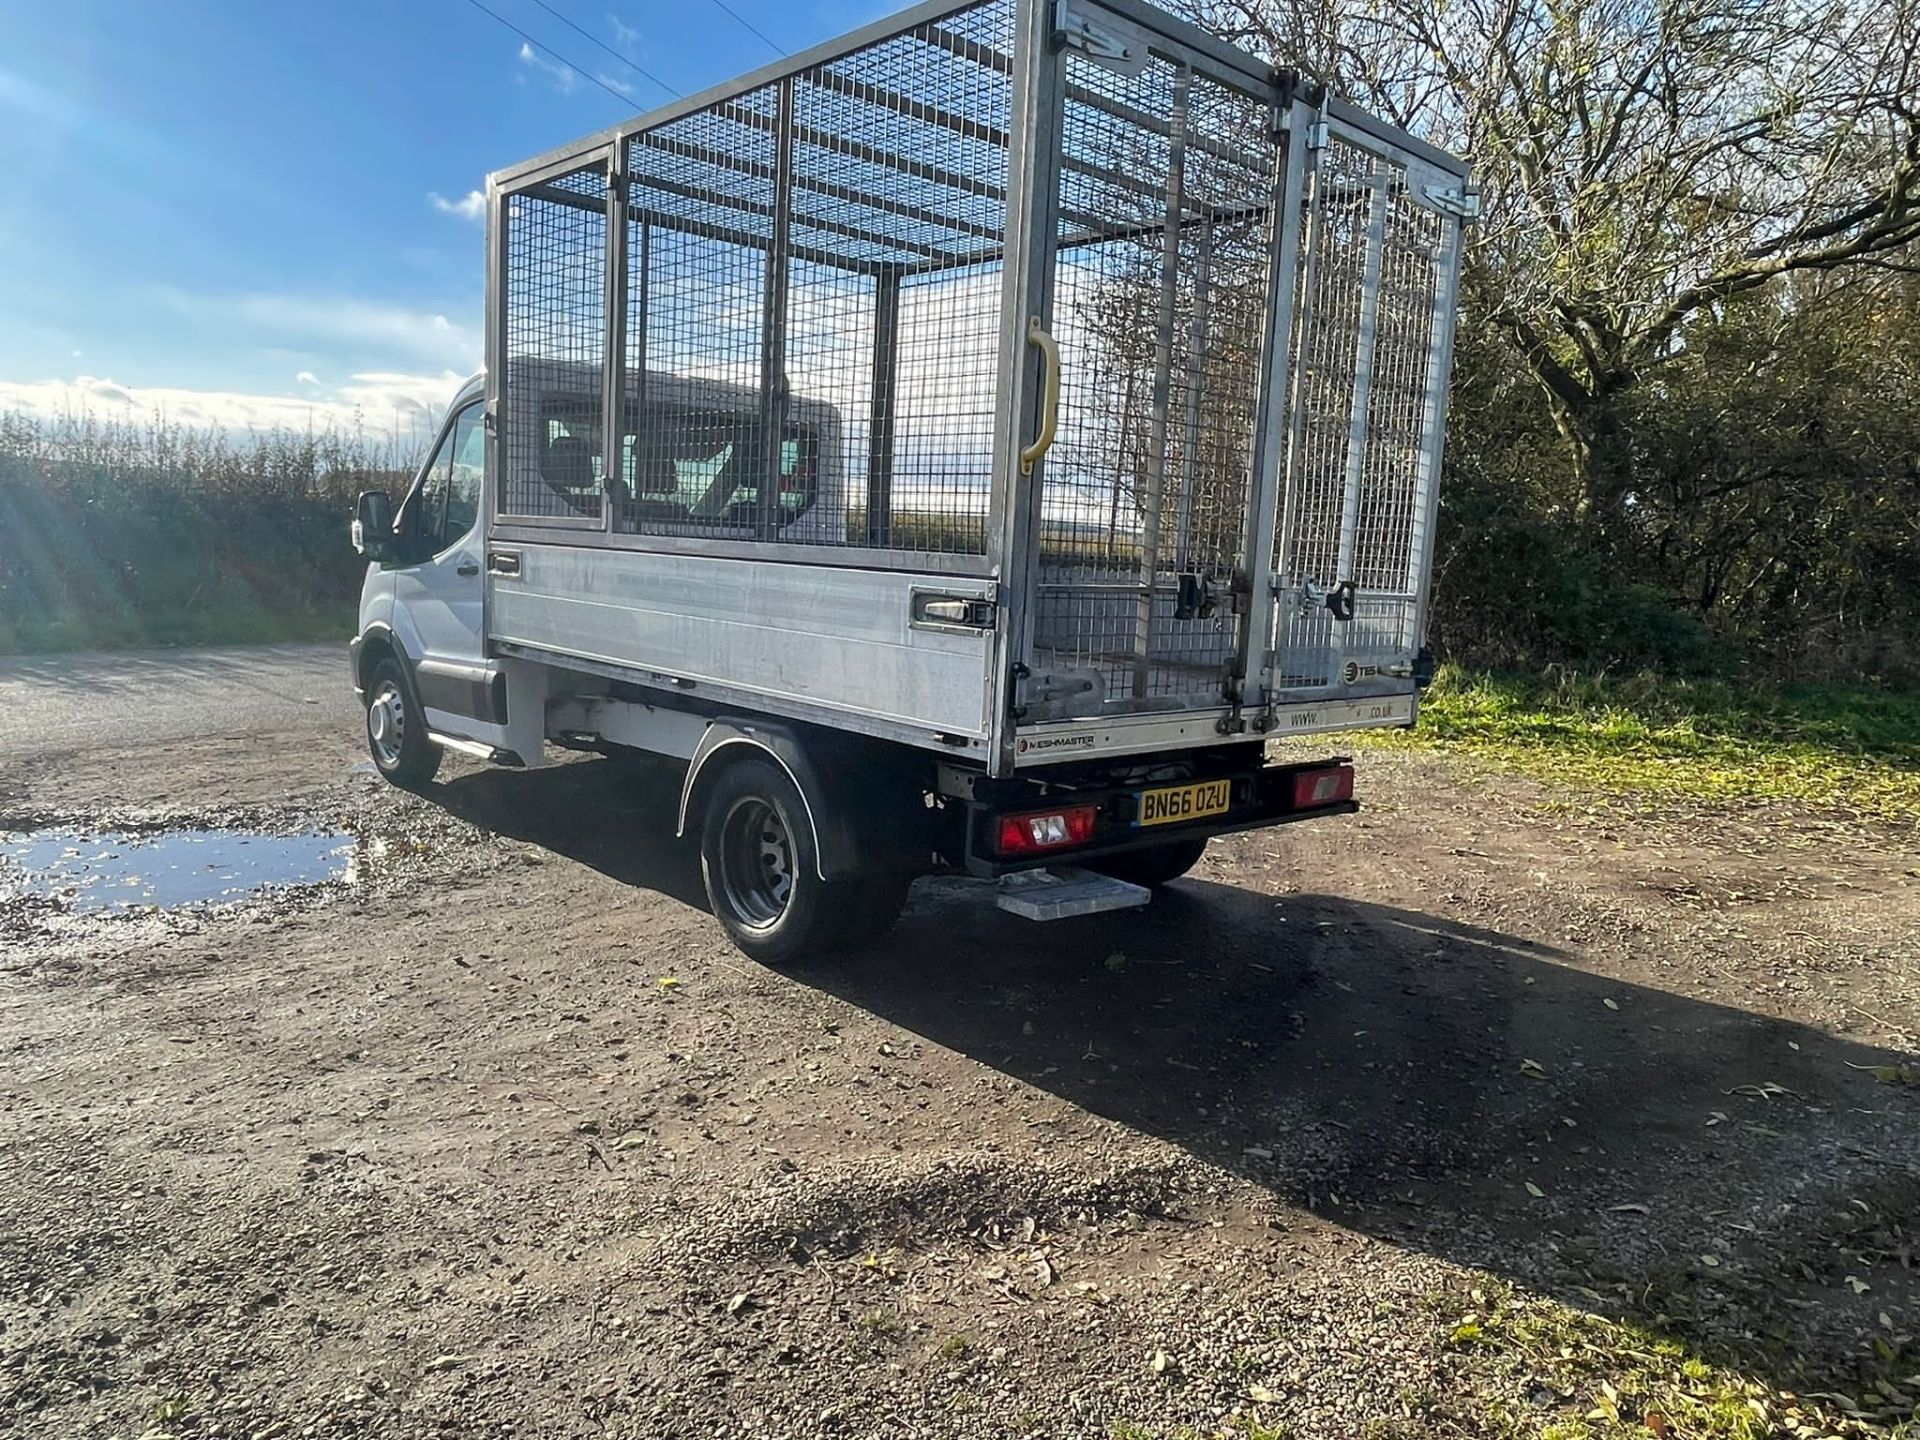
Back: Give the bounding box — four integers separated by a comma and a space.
0, 826, 358, 913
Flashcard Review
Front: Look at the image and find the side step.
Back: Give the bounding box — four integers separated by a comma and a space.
996, 866, 1150, 921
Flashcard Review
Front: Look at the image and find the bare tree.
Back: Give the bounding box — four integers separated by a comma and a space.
1191, 0, 1920, 531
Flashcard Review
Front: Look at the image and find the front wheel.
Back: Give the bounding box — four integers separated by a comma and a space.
365, 656, 441, 789
697, 756, 906, 965
1092, 836, 1209, 888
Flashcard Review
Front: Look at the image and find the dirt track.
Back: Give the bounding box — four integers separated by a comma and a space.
2, 648, 1918, 1438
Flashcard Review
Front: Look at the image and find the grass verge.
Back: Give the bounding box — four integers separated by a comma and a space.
1362, 666, 1920, 820
1428, 1279, 1917, 1439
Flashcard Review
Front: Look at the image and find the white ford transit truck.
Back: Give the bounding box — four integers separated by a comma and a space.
350, 0, 1472, 962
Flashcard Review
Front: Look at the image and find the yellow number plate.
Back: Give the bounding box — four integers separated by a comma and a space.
1136, 778, 1232, 827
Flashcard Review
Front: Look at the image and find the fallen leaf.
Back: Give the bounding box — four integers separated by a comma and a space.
425, 1354, 477, 1373
1607, 1203, 1649, 1215
1520, 1058, 1548, 1079
1525, 1181, 1546, 1198
1149, 1349, 1174, 1375
1699, 1254, 1720, 1268
1248, 1384, 1281, 1404
1846, 1275, 1870, 1294
613, 1133, 647, 1151
657, 976, 681, 990
727, 1292, 751, 1316
1603, 998, 1619, 1011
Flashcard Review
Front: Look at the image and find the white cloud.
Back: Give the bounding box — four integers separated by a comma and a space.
0, 372, 468, 443
607, 14, 642, 51
144, 288, 482, 373
428, 189, 486, 224
518, 42, 577, 93
594, 71, 637, 98
295, 370, 320, 386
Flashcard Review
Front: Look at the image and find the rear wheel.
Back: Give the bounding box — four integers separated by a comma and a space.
365, 656, 441, 789
1093, 836, 1209, 888
698, 756, 905, 964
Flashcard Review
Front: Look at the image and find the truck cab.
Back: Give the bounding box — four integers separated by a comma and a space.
350, 375, 504, 783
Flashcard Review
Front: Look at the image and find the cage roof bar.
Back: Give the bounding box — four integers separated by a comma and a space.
807, 66, 1010, 152
630, 168, 954, 261
518, 179, 874, 272
633, 131, 1004, 243
716, 99, 1009, 204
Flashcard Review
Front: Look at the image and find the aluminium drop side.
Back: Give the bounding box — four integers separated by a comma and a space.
480, 0, 1474, 777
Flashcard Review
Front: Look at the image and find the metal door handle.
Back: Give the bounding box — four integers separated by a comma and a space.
456, 560, 480, 577
1020, 317, 1061, 475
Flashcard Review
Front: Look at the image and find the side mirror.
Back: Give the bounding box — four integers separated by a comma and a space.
352, 490, 395, 558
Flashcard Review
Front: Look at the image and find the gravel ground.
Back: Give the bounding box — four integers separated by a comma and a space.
2, 668, 1917, 1439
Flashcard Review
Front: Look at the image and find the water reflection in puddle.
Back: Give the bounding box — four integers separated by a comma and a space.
0, 827, 357, 913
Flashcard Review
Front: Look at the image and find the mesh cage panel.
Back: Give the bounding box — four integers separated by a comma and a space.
1033, 50, 1278, 706
501, 163, 608, 521
601, 0, 1015, 552
1272, 135, 1447, 689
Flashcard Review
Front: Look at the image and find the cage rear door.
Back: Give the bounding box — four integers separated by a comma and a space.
1266, 112, 1469, 705
1016, 3, 1290, 724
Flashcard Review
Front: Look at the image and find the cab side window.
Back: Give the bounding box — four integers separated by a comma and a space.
413, 403, 484, 555
443, 407, 485, 543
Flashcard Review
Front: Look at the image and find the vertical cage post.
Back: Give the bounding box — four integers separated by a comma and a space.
1173, 218, 1212, 571
1333, 169, 1389, 583
759, 78, 796, 542
484, 179, 506, 529
866, 265, 903, 548
989, 0, 1067, 774
1238, 90, 1309, 716
602, 147, 630, 530
1129, 64, 1191, 700
632, 218, 651, 443
1405, 210, 1466, 648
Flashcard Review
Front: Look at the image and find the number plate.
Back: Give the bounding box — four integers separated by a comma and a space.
1135, 778, 1232, 827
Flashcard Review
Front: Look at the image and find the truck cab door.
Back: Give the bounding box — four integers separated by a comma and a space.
391, 401, 510, 746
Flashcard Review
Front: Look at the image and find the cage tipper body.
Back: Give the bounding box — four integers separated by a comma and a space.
481, 0, 1473, 776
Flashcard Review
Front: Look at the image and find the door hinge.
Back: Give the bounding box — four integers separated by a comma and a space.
1052, 0, 1147, 74
1422, 182, 1482, 221
1304, 120, 1329, 152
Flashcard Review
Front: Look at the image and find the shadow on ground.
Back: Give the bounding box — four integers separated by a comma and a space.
434, 755, 1920, 1398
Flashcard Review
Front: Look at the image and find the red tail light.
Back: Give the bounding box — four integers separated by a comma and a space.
1290, 764, 1354, 809
996, 804, 1097, 856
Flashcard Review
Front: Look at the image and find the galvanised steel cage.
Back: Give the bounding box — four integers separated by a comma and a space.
483, 0, 1474, 774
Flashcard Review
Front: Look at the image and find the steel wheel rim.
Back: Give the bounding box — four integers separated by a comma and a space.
368, 680, 406, 768
717, 796, 793, 930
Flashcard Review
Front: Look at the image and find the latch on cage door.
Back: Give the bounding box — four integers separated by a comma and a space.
911, 590, 996, 634
1288, 578, 1358, 620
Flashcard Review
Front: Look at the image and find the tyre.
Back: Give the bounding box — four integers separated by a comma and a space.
1093, 836, 1209, 888
364, 656, 442, 789
697, 755, 905, 964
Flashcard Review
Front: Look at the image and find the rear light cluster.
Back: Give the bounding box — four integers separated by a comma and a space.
995, 804, 1097, 856
1290, 763, 1354, 809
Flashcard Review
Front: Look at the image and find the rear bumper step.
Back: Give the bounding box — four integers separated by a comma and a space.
996, 867, 1151, 921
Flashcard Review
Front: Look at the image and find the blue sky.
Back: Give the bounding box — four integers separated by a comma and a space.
0, 0, 891, 437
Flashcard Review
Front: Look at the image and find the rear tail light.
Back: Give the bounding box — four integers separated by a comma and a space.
996, 804, 1097, 856
1290, 764, 1354, 809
